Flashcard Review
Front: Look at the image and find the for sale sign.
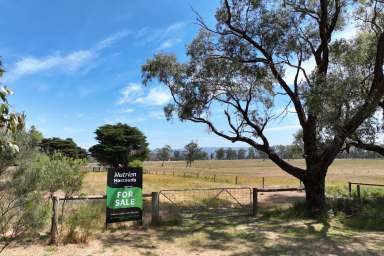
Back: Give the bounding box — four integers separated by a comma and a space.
106, 167, 143, 224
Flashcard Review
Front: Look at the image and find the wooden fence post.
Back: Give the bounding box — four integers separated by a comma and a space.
50, 196, 59, 245
357, 185, 361, 199
252, 188, 258, 216
235, 176, 238, 185
348, 182, 352, 197
213, 174, 216, 182
151, 192, 160, 225
173, 171, 175, 176
262, 177, 265, 188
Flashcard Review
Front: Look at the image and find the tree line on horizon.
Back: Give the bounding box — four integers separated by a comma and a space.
148, 143, 384, 163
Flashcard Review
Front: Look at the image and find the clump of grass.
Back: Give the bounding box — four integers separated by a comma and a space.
328, 196, 384, 231
261, 191, 384, 231
64, 201, 104, 243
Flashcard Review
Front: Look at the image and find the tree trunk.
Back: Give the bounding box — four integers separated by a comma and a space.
50, 196, 59, 245
303, 171, 326, 212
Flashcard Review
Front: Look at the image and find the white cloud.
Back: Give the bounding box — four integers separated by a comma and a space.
6, 30, 129, 81
135, 21, 186, 45
164, 22, 187, 34
117, 83, 143, 105
136, 87, 171, 105
95, 30, 130, 51
118, 108, 135, 113
157, 38, 182, 51
6, 50, 95, 81
117, 83, 171, 106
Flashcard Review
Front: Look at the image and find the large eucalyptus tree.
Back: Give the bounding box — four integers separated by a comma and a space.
142, 0, 384, 211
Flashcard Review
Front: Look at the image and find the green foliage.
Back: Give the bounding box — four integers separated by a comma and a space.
247, 147, 256, 159
225, 148, 237, 160
0, 151, 50, 253
237, 148, 246, 159
128, 159, 143, 168
40, 137, 87, 159
0, 60, 24, 152
157, 145, 172, 165
89, 123, 149, 168
261, 186, 384, 231
64, 202, 104, 243
19, 192, 50, 232
141, 0, 384, 210
33, 153, 86, 196
215, 148, 225, 160
329, 197, 384, 231
184, 141, 201, 167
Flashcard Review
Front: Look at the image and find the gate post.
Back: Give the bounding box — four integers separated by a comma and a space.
252, 188, 258, 216
50, 196, 59, 245
348, 182, 352, 197
151, 192, 160, 225
357, 185, 361, 199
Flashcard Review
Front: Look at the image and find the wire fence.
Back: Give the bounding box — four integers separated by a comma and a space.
157, 187, 252, 221
143, 168, 303, 188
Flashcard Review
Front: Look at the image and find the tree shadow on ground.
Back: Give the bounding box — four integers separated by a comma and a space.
98, 214, 384, 256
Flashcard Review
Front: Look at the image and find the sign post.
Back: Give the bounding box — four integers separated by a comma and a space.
106, 167, 143, 225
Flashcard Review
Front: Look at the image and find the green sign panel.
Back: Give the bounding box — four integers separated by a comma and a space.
106, 167, 143, 224
106, 187, 143, 209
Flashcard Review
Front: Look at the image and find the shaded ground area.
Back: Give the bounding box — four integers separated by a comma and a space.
6, 215, 384, 256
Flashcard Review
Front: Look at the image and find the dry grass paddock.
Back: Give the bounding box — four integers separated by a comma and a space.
82, 159, 384, 195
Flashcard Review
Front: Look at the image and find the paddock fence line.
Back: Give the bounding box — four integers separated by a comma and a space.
49, 185, 305, 242
348, 182, 384, 198
86, 166, 303, 188
143, 168, 303, 188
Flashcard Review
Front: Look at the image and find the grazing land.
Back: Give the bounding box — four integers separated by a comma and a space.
83, 159, 384, 194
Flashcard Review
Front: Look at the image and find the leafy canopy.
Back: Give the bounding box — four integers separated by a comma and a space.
40, 137, 87, 159
89, 123, 149, 168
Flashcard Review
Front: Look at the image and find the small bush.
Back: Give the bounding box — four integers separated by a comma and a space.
128, 160, 143, 168
328, 196, 384, 230
64, 203, 104, 243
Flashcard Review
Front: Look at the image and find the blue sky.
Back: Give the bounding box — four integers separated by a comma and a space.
0, 0, 326, 149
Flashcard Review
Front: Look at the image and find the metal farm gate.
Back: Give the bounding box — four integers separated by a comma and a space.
157, 187, 252, 220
